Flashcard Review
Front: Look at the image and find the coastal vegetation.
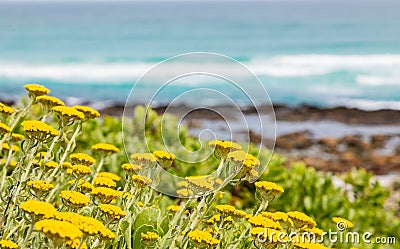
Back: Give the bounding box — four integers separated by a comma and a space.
0, 84, 398, 249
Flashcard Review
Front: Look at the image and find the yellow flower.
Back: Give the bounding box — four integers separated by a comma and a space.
66, 239, 87, 249
233, 209, 247, 218
186, 176, 214, 193
215, 205, 236, 216
0, 103, 14, 116
98, 204, 126, 220
1, 143, 19, 152
261, 211, 288, 222
152, 150, 175, 167
56, 212, 114, 239
27, 180, 54, 193
44, 160, 58, 169
209, 140, 242, 158
10, 133, 25, 143
91, 187, 121, 204
130, 153, 155, 166
62, 162, 73, 169
131, 175, 153, 188
70, 153, 95, 166
331, 217, 354, 229
177, 180, 189, 188
0, 159, 18, 168
188, 230, 219, 247
19, 200, 57, 219
24, 83, 50, 97
254, 181, 284, 200
36, 96, 65, 109
0, 122, 11, 134
73, 106, 100, 120
52, 106, 84, 122
287, 211, 317, 229
60, 190, 90, 208
166, 205, 180, 212
35, 219, 82, 243
248, 216, 283, 230
227, 150, 260, 171
68, 179, 93, 193
0, 239, 18, 249
141, 231, 159, 243
121, 163, 142, 173
97, 172, 121, 181
205, 214, 221, 225
21, 120, 59, 140
91, 143, 120, 154
70, 164, 92, 177
137, 201, 144, 207
176, 189, 193, 197
94, 177, 117, 188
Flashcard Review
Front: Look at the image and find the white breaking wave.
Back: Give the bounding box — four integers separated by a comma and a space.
335, 99, 400, 111
0, 54, 400, 83
356, 75, 400, 86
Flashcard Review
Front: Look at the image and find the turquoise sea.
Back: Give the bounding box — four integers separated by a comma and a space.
1, 0, 400, 109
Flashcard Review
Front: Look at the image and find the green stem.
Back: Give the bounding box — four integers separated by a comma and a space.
160, 200, 190, 248
20, 223, 34, 249
46, 122, 81, 188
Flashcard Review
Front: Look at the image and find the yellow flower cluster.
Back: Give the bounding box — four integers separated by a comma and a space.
19, 200, 57, 219
24, 83, 50, 97
255, 181, 284, 199
215, 205, 236, 215
2, 143, 19, 152
188, 230, 220, 247
91, 187, 121, 204
121, 163, 142, 173
248, 215, 283, 230
99, 204, 126, 220
73, 106, 100, 120
209, 140, 242, 158
27, 180, 55, 192
94, 177, 117, 188
97, 172, 121, 181
68, 179, 94, 193
0, 122, 11, 134
44, 160, 58, 169
130, 153, 155, 166
141, 231, 159, 242
10, 133, 25, 142
287, 211, 317, 229
52, 106, 84, 122
166, 205, 180, 212
91, 143, 120, 154
0, 102, 14, 115
36, 95, 65, 109
69, 153, 95, 166
60, 190, 90, 208
185, 176, 213, 193
35, 219, 82, 242
21, 120, 59, 140
70, 165, 92, 177
227, 150, 260, 178
261, 211, 288, 222
56, 212, 114, 239
0, 239, 18, 249
131, 175, 152, 187
152, 150, 175, 167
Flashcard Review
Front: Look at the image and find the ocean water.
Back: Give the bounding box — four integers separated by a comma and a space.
1, 0, 400, 110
